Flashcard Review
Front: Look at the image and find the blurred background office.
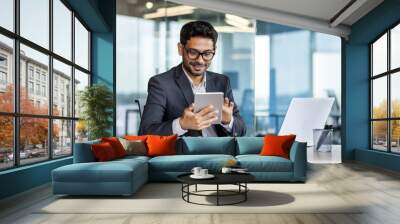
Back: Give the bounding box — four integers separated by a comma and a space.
115, 0, 341, 143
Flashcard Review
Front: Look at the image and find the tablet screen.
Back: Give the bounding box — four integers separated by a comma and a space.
194, 92, 223, 124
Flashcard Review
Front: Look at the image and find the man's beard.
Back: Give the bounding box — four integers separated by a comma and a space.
183, 61, 208, 76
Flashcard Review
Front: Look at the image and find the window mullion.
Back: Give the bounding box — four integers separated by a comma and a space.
71, 10, 76, 156
13, 0, 20, 167
370, 45, 373, 149
48, 0, 54, 160
388, 30, 391, 152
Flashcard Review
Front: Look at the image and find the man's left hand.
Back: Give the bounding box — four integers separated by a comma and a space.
221, 97, 234, 125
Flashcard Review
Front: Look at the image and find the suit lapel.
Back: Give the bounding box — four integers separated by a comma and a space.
174, 64, 194, 105
205, 73, 217, 92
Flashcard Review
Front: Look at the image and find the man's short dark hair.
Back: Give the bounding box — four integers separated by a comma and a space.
180, 21, 218, 47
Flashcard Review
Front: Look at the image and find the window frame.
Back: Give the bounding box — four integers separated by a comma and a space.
370, 20, 400, 154
0, 0, 92, 171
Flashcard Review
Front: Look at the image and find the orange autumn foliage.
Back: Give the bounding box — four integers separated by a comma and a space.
0, 84, 60, 149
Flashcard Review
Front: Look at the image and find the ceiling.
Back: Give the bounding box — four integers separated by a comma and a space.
226, 0, 353, 24
117, 0, 384, 38
224, 0, 385, 26
170, 0, 384, 38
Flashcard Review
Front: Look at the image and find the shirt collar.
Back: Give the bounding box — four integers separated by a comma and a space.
182, 65, 206, 89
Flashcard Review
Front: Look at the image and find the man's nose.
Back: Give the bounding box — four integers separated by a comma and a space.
196, 54, 205, 64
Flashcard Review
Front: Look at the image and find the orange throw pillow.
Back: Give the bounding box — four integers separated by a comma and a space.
101, 137, 127, 158
259, 135, 296, 159
146, 135, 177, 157
91, 142, 117, 161
124, 135, 148, 142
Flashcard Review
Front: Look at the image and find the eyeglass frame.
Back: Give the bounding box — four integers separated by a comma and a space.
183, 46, 216, 61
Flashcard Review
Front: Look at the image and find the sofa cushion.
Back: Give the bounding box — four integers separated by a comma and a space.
74, 140, 100, 163
147, 135, 177, 157
149, 154, 235, 172
260, 135, 296, 159
114, 155, 150, 164
236, 155, 293, 172
101, 137, 127, 158
91, 142, 118, 161
119, 138, 147, 156
236, 137, 263, 155
179, 137, 235, 155
124, 135, 148, 142
53, 158, 147, 183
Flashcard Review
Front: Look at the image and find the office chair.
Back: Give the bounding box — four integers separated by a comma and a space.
134, 97, 147, 119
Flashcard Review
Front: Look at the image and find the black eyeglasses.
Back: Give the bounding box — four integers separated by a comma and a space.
184, 47, 215, 61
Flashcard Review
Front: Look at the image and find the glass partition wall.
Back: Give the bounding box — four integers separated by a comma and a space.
116, 0, 341, 141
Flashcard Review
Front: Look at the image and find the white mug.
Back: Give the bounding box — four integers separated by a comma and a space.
200, 169, 208, 176
191, 167, 202, 176
221, 167, 232, 174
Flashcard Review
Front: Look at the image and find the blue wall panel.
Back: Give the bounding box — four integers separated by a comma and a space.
92, 33, 114, 88
343, 44, 369, 159
66, 0, 110, 32
355, 149, 400, 172
91, 0, 116, 135
0, 158, 72, 199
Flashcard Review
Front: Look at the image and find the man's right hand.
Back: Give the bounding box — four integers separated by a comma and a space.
179, 104, 218, 130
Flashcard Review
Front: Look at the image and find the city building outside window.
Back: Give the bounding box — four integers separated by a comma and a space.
0, 71, 6, 85
42, 85, 46, 97
35, 70, 40, 81
0, 54, 6, 67
28, 67, 34, 79
35, 83, 40, 95
28, 81, 34, 94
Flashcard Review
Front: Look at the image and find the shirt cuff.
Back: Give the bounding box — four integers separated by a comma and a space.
221, 117, 234, 132
172, 118, 188, 136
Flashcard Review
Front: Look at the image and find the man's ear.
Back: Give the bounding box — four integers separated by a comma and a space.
177, 43, 183, 56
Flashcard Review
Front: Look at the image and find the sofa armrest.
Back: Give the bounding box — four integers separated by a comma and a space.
73, 140, 100, 163
289, 141, 307, 181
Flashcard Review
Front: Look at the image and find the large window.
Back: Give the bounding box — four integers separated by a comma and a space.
0, 0, 91, 170
116, 0, 341, 139
370, 23, 400, 153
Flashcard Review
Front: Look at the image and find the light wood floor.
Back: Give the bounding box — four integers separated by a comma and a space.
1, 162, 400, 224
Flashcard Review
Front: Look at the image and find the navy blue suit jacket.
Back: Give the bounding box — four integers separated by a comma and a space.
138, 64, 246, 137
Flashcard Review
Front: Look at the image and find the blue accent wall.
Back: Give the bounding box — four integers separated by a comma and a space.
0, 0, 116, 200
91, 0, 116, 135
344, 0, 400, 171
0, 158, 72, 199
66, 0, 111, 32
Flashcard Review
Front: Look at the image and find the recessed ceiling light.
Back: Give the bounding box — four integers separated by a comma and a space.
146, 1, 154, 9
143, 6, 195, 19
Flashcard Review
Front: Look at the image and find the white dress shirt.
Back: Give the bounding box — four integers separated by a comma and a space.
172, 67, 234, 136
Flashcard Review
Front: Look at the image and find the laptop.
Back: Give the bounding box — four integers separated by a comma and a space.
278, 98, 334, 146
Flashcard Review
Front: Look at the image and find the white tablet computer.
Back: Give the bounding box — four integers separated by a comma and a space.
194, 92, 223, 124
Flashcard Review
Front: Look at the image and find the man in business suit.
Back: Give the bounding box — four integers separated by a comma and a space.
139, 21, 246, 137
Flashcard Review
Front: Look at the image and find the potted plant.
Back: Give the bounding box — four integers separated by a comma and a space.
79, 84, 113, 140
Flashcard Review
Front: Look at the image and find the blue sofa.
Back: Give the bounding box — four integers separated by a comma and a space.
52, 137, 307, 196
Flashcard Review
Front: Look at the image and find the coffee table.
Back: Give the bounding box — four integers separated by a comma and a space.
177, 172, 255, 206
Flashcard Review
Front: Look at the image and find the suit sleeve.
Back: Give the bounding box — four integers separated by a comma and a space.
218, 77, 247, 137
138, 77, 173, 135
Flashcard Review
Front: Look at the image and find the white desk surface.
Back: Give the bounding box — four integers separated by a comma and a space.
307, 145, 342, 164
